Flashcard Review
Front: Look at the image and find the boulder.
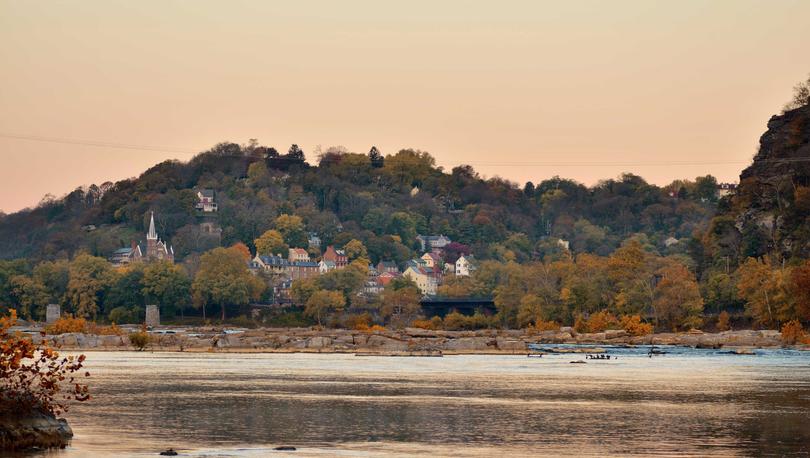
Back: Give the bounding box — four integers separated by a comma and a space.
0, 409, 73, 451
496, 338, 526, 351
442, 337, 491, 351
364, 335, 408, 351
306, 336, 332, 349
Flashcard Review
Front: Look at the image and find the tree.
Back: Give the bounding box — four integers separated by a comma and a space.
287, 144, 305, 160
305, 290, 345, 326
654, 263, 704, 330
192, 247, 265, 320
66, 254, 115, 320
229, 242, 252, 261
783, 73, 810, 112
790, 260, 810, 322
380, 286, 422, 327
368, 146, 384, 168
9, 275, 49, 319
254, 229, 288, 257
142, 261, 191, 318
736, 257, 790, 327
274, 214, 308, 248
343, 239, 368, 261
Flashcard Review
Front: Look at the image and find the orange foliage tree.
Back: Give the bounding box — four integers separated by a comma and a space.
0, 310, 90, 416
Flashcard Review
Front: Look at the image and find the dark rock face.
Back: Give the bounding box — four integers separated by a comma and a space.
0, 408, 73, 451
740, 104, 810, 185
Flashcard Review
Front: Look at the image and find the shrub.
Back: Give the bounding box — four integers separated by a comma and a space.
346, 313, 373, 330
87, 322, 124, 336
443, 312, 469, 330
44, 315, 87, 335
411, 319, 434, 330
366, 324, 387, 333
1, 310, 90, 417
128, 329, 151, 351
717, 311, 731, 332
532, 320, 560, 332
108, 306, 141, 324
619, 315, 654, 336
586, 310, 619, 333
573, 314, 588, 334
781, 320, 806, 345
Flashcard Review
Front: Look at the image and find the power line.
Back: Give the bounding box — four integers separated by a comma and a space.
2, 131, 809, 167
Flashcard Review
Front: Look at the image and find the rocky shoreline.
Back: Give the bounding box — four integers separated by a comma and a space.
22, 326, 808, 353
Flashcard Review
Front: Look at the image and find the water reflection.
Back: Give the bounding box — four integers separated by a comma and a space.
35, 351, 810, 457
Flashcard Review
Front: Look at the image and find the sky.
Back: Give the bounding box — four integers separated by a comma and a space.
1, 0, 809, 213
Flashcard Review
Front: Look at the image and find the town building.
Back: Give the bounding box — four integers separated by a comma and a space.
322, 245, 348, 268
250, 254, 319, 281
319, 259, 337, 273
110, 242, 142, 267
455, 254, 476, 277
403, 265, 438, 296
377, 260, 399, 274
145, 212, 175, 263
195, 189, 218, 212
420, 251, 442, 269
416, 234, 451, 252
110, 212, 174, 266
308, 232, 321, 249
288, 248, 310, 262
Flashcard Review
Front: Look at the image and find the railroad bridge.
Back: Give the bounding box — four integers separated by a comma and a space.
419, 297, 496, 318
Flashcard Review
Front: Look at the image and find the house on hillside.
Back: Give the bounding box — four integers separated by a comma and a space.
251, 254, 318, 281
377, 260, 399, 274
717, 183, 738, 198
455, 254, 476, 277
420, 251, 442, 269
416, 234, 451, 252
308, 232, 321, 249
195, 189, 217, 212
110, 242, 142, 267
288, 248, 310, 262
323, 245, 348, 268
319, 259, 336, 274
403, 265, 438, 296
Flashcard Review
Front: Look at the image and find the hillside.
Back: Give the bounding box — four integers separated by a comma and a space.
0, 99, 808, 332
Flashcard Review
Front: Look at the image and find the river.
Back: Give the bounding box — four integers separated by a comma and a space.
31, 348, 810, 457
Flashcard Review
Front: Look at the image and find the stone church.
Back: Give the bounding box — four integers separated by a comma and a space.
110, 212, 174, 266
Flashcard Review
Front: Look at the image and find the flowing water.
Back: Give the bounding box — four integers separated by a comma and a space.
29, 348, 810, 457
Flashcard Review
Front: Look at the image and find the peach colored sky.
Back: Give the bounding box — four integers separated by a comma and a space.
1, 1, 809, 213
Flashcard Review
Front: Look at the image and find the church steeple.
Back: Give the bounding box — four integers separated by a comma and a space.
147, 211, 157, 240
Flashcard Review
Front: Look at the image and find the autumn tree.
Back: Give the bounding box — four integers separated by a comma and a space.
66, 254, 115, 320
192, 247, 265, 320
736, 257, 791, 327
343, 239, 368, 261
305, 290, 345, 326
790, 260, 810, 322
254, 229, 288, 257
380, 285, 422, 327
274, 214, 308, 248
651, 263, 704, 330
0, 310, 90, 422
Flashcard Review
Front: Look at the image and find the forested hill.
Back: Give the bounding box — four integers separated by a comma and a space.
0, 92, 809, 331
0, 141, 721, 265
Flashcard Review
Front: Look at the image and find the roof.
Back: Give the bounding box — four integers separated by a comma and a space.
320, 260, 336, 267
258, 255, 290, 266
289, 248, 308, 255
294, 261, 319, 267
378, 260, 397, 268
113, 247, 133, 255
198, 189, 215, 198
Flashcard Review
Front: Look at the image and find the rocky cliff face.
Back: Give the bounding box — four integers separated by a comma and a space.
731, 104, 810, 258
740, 104, 810, 187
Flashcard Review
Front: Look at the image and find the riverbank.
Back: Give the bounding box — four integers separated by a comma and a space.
20, 325, 809, 354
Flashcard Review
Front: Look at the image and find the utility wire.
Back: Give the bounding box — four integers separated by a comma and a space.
3, 132, 809, 167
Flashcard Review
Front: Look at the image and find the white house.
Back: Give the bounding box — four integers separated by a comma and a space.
195, 189, 217, 212
319, 260, 336, 274
455, 255, 476, 277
